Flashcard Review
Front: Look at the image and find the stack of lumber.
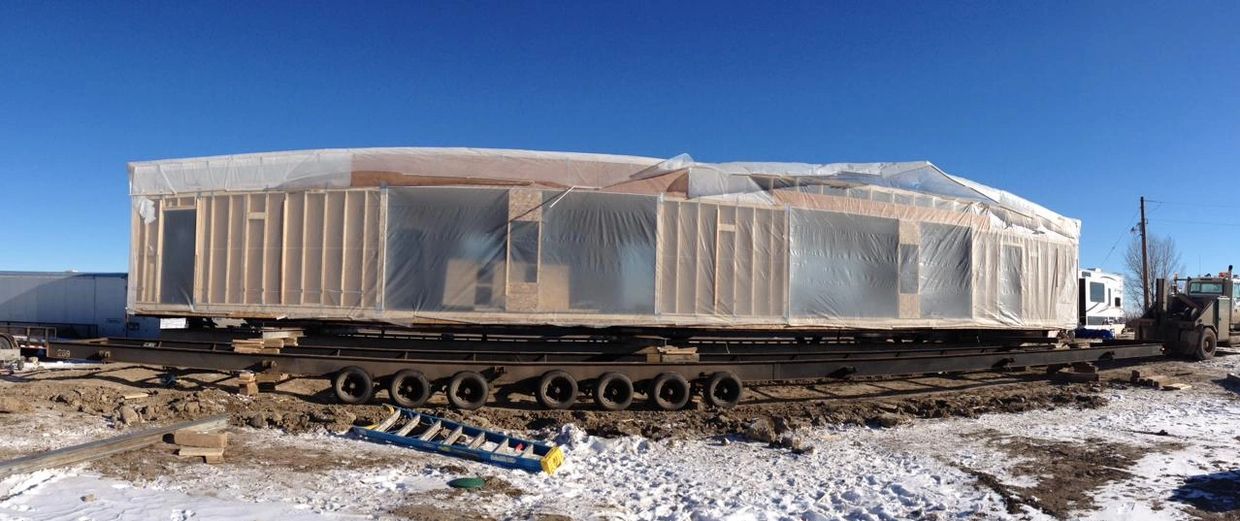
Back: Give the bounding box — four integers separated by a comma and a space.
0, 415, 229, 477
236, 371, 258, 396
174, 425, 230, 464
230, 328, 303, 354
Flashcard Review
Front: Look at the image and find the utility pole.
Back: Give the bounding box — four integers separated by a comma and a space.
1140, 196, 1150, 310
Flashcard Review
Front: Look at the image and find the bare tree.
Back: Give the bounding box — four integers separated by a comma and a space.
1123, 234, 1185, 313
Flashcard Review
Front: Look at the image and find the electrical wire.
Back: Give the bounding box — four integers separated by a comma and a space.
1099, 208, 1140, 267
1144, 198, 1240, 210
1152, 218, 1240, 228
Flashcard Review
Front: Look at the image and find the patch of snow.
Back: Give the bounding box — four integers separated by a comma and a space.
0, 469, 339, 520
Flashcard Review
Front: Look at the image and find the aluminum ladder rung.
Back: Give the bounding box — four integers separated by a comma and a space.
443, 426, 464, 446
375, 411, 401, 433
419, 420, 442, 441
395, 414, 421, 437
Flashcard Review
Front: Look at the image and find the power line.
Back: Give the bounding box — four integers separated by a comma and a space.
1152, 218, 1240, 227
1144, 199, 1240, 210
1099, 208, 1139, 267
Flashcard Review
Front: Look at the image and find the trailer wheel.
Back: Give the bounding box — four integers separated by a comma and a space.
447, 371, 489, 410
333, 366, 374, 405
703, 371, 743, 409
594, 372, 634, 411
388, 369, 432, 408
1192, 328, 1218, 361
648, 372, 691, 411
0, 334, 14, 351
536, 370, 578, 410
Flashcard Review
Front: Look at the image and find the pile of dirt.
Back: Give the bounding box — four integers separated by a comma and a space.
0, 379, 389, 434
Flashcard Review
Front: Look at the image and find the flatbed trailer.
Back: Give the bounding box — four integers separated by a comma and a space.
45, 333, 1165, 411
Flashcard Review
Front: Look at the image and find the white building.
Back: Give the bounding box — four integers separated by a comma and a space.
0, 271, 157, 338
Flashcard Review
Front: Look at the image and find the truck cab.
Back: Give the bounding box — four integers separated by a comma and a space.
1137, 270, 1238, 360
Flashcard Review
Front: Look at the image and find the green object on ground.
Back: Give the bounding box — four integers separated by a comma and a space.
447, 477, 486, 489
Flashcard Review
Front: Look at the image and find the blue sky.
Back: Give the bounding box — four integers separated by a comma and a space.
1, 1, 1237, 276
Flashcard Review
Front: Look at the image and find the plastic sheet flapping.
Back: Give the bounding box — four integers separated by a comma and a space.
128, 148, 1079, 331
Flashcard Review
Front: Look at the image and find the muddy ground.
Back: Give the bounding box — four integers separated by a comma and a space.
0, 355, 1234, 520
2, 359, 1190, 439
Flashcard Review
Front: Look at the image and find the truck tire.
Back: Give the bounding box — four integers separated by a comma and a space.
536, 370, 578, 410
648, 372, 691, 411
387, 369, 432, 408
702, 371, 743, 409
333, 366, 375, 405
594, 372, 634, 411
446, 371, 489, 410
1192, 328, 1217, 361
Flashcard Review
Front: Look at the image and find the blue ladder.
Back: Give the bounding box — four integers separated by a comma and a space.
351, 406, 564, 474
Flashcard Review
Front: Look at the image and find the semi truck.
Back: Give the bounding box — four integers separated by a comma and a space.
1135, 267, 1239, 360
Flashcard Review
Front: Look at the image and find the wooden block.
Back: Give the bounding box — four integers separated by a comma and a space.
236, 382, 258, 396
202, 454, 224, 464
1162, 383, 1192, 391
1139, 375, 1168, 388
261, 329, 303, 340
123, 393, 150, 401
232, 344, 281, 355
173, 429, 229, 449
177, 446, 225, 458
643, 346, 699, 363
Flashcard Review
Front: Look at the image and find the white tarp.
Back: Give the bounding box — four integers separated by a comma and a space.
128, 148, 1080, 331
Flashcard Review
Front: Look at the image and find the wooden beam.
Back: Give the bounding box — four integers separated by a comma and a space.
0, 415, 229, 478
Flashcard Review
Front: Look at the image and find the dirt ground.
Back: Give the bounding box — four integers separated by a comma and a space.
0, 360, 1170, 439
0, 355, 1234, 520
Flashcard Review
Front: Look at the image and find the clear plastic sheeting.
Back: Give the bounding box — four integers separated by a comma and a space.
128, 147, 1080, 331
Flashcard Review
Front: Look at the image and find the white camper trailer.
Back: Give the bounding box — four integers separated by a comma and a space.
1079, 268, 1125, 336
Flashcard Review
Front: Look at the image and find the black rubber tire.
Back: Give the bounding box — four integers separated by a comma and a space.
594, 372, 634, 411
648, 372, 691, 411
1193, 328, 1218, 361
703, 371, 743, 409
333, 366, 374, 405
387, 369, 432, 408
536, 370, 578, 410
446, 371, 489, 410
0, 335, 14, 351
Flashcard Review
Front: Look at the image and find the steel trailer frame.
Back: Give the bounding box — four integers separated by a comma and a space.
46, 335, 1165, 409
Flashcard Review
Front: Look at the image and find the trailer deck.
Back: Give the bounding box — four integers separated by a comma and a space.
45, 333, 1167, 411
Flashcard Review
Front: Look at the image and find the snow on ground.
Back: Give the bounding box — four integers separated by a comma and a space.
0, 470, 338, 521
1, 355, 1237, 520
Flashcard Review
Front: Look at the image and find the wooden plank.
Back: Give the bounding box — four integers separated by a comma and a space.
173, 429, 229, 449
0, 415, 229, 477
176, 446, 225, 458
240, 194, 251, 304
377, 189, 389, 312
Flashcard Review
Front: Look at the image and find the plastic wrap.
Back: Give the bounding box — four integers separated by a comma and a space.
128, 148, 1079, 331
